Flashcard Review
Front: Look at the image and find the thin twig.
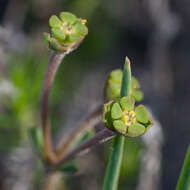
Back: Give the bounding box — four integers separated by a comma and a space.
55, 104, 102, 160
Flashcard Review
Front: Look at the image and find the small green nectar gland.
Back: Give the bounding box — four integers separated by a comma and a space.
103, 96, 153, 137
43, 12, 88, 52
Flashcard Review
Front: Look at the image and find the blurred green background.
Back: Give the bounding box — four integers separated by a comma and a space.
0, 0, 190, 189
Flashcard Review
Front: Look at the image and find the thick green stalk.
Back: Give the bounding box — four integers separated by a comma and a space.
103, 57, 131, 190
176, 145, 190, 190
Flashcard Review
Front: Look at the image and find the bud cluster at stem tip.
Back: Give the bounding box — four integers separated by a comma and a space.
103, 96, 152, 137
104, 70, 144, 102
43, 12, 88, 52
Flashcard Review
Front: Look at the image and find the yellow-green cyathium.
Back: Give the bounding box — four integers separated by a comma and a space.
44, 12, 88, 52
104, 69, 144, 102
103, 96, 152, 137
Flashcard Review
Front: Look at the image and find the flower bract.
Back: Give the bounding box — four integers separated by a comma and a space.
44, 12, 88, 52
103, 96, 152, 137
104, 70, 144, 102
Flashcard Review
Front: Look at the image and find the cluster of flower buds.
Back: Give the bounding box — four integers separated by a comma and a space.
103, 96, 152, 137
104, 69, 144, 102
43, 12, 88, 52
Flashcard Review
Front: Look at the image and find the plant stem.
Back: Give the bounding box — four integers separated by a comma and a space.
53, 128, 115, 168
41, 171, 64, 190
41, 52, 65, 163
55, 104, 102, 160
176, 145, 190, 190
103, 57, 131, 190
41, 37, 87, 164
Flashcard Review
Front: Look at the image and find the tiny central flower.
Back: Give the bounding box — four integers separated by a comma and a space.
81, 19, 87, 25
103, 96, 152, 137
122, 110, 136, 127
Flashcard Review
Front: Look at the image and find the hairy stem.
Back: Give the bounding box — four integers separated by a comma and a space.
55, 104, 102, 160
41, 52, 65, 163
103, 57, 131, 190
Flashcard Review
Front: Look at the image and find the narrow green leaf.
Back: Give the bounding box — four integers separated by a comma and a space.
29, 127, 43, 155
120, 57, 131, 97
103, 57, 131, 190
103, 136, 125, 190
176, 145, 190, 190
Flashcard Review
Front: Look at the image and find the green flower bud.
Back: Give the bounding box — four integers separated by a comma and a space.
102, 97, 152, 137
104, 70, 144, 102
131, 77, 140, 89
131, 77, 144, 102
131, 89, 144, 102
104, 69, 122, 101
44, 12, 88, 52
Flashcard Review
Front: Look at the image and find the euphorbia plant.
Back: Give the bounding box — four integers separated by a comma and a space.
29, 11, 153, 189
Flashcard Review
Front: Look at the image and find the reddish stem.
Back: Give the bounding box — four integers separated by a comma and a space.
54, 128, 115, 167
41, 52, 65, 163
56, 104, 102, 160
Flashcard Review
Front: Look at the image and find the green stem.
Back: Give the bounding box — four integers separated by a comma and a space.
176, 145, 190, 190
103, 57, 131, 190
